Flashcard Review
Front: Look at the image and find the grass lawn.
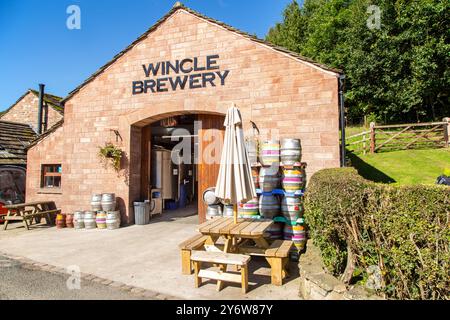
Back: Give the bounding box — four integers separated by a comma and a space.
345, 125, 368, 137
349, 148, 450, 185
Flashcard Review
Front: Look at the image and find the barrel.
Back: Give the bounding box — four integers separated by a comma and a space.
56, 213, 66, 229
106, 211, 121, 230
251, 167, 260, 190
238, 198, 259, 218
265, 222, 283, 240
65, 213, 74, 228
283, 224, 294, 240
259, 166, 279, 192
246, 139, 259, 166
95, 211, 107, 229
281, 195, 303, 222
74, 211, 85, 229
90, 194, 102, 211
292, 224, 306, 251
202, 187, 220, 205
259, 194, 280, 219
101, 193, 116, 211
206, 204, 222, 220
83, 211, 97, 229
259, 140, 280, 167
282, 167, 305, 192
280, 138, 302, 165
223, 205, 234, 217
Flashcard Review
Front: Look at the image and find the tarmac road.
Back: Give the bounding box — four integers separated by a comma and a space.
0, 255, 153, 300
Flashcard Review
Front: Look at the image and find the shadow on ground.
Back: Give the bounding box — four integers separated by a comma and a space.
347, 152, 396, 183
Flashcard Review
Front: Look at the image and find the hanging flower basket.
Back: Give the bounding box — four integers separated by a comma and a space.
98, 143, 123, 171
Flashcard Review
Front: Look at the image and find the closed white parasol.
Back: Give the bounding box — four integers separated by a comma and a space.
215, 104, 257, 223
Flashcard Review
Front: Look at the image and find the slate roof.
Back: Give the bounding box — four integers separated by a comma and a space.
1, 89, 64, 119
0, 121, 38, 165
61, 2, 342, 104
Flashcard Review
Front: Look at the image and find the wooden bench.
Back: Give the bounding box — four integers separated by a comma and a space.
191, 250, 251, 294
23, 209, 60, 228
179, 234, 209, 275
264, 240, 293, 286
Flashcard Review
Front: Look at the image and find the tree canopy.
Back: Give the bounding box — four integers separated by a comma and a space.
266, 0, 449, 124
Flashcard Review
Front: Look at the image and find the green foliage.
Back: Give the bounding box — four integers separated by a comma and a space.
98, 143, 123, 171
266, 0, 450, 123
304, 168, 450, 299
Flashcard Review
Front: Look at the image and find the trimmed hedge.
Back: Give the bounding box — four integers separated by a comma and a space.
304, 168, 449, 300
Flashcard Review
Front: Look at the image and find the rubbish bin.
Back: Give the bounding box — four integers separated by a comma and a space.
134, 202, 150, 225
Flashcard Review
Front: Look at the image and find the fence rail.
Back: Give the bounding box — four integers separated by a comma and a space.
346, 118, 450, 154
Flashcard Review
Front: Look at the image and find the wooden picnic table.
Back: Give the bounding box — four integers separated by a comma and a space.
196, 217, 274, 254
194, 217, 293, 286
3, 201, 60, 230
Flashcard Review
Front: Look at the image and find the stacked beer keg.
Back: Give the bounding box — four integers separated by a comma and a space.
72, 193, 121, 230
246, 138, 307, 252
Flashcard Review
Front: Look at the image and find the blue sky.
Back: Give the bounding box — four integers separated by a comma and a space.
0, 0, 293, 110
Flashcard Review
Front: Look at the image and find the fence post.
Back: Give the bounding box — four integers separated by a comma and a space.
444, 117, 449, 147
370, 122, 376, 153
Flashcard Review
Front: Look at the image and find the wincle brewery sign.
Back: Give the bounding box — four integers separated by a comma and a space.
132, 54, 230, 94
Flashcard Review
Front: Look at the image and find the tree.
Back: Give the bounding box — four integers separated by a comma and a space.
266, 0, 450, 123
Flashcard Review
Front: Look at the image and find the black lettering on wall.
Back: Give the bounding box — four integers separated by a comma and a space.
143, 79, 156, 93
157, 78, 169, 92
166, 60, 180, 75
202, 72, 216, 87
216, 70, 230, 85
132, 81, 144, 94
180, 58, 193, 73
142, 63, 160, 77
193, 57, 206, 72
206, 55, 220, 70
169, 76, 188, 90
189, 74, 202, 89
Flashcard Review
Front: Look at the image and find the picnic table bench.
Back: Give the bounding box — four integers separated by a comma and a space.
180, 217, 294, 289
191, 250, 250, 294
3, 201, 60, 230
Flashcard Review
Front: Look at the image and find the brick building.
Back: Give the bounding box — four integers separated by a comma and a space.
1, 89, 63, 133
25, 4, 344, 224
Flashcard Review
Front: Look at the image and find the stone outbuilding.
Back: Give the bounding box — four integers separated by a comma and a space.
25, 3, 344, 224
1, 89, 63, 133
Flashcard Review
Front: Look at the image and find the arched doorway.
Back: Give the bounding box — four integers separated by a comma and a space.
130, 111, 225, 223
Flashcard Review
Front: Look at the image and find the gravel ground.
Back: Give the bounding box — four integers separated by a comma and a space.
0, 255, 154, 300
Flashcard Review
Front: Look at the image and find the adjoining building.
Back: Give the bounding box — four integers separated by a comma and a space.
1, 88, 63, 134
25, 3, 344, 224
0, 87, 63, 208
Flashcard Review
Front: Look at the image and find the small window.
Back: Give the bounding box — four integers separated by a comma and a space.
41, 164, 62, 188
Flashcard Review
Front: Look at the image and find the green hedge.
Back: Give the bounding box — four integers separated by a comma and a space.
304, 168, 449, 300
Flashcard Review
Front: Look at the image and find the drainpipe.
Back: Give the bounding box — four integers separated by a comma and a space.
338, 75, 346, 167
37, 84, 45, 135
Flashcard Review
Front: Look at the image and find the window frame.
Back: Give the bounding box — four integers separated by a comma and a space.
40, 164, 62, 189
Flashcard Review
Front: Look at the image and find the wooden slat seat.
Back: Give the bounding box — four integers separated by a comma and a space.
191, 250, 250, 294
191, 251, 250, 266
23, 209, 60, 219
264, 240, 293, 286
179, 234, 209, 275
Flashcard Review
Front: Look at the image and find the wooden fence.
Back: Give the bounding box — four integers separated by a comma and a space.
346, 118, 450, 154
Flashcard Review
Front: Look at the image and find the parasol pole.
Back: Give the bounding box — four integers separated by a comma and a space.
233, 203, 238, 224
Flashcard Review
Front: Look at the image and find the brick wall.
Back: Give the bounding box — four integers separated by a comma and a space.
26, 125, 64, 205
26, 9, 341, 223
1, 91, 63, 132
